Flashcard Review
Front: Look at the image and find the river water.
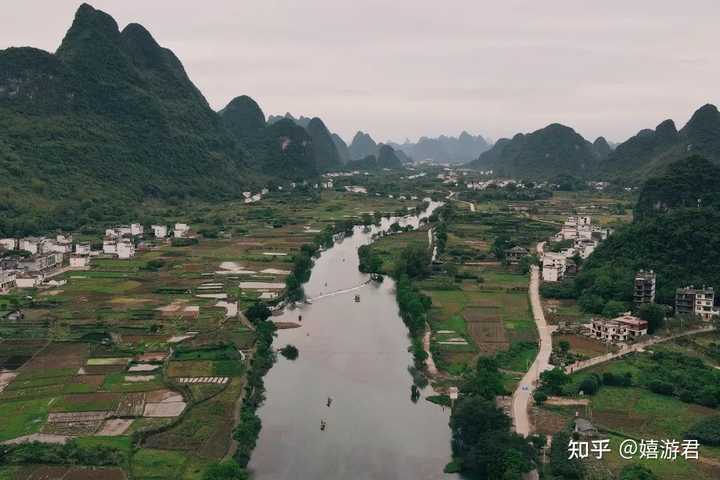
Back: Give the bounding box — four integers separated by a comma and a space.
249, 201, 458, 480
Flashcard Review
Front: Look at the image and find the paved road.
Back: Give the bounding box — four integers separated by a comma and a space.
511, 250, 554, 437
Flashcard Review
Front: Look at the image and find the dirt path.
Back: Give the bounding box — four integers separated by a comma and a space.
423, 323, 438, 377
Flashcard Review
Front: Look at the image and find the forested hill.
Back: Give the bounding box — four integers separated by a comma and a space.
0, 4, 254, 236
466, 123, 608, 179
0, 4, 362, 237
575, 157, 720, 307
600, 104, 720, 182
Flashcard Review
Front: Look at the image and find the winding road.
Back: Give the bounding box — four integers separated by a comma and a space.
512, 242, 552, 437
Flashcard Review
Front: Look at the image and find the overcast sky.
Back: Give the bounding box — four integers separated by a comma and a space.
3, 1, 719, 144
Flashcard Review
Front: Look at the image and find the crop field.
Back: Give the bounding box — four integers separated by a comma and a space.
0, 191, 416, 478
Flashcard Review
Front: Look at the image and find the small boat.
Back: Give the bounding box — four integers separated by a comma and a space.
327, 397, 333, 407
320, 420, 327, 431
354, 294, 360, 303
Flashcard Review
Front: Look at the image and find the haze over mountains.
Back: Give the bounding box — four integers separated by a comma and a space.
2, 2, 720, 236
390, 132, 491, 165
466, 103, 720, 182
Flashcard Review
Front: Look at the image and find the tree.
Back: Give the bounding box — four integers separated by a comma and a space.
533, 390, 548, 405
202, 461, 248, 480
620, 464, 659, 480
491, 235, 513, 262
245, 302, 271, 323
558, 340, 571, 355
395, 243, 431, 279
450, 396, 534, 478
639, 303, 665, 333
539, 368, 570, 396
578, 292, 605, 314
602, 300, 627, 319
462, 357, 505, 400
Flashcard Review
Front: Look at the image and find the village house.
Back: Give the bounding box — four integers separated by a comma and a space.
19, 252, 62, 274
151, 225, 168, 238
103, 239, 117, 255
542, 252, 567, 282
0, 268, 16, 293
634, 270, 656, 306
174, 223, 190, 238
15, 273, 42, 289
75, 243, 92, 255
0, 238, 17, 251
676, 286, 718, 321
69, 256, 90, 269
589, 313, 648, 343
116, 240, 135, 259
505, 246, 529, 265
19, 237, 43, 254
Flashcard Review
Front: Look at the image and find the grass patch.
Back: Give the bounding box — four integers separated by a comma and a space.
0, 399, 49, 441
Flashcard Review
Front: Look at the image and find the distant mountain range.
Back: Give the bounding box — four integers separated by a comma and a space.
390, 132, 491, 165
465, 104, 720, 181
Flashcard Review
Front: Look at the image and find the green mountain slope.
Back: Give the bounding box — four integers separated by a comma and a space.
601, 104, 720, 181
467, 123, 602, 178
0, 3, 252, 236
576, 157, 720, 306
349, 131, 378, 160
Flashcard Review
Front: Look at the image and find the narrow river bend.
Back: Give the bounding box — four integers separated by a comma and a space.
249, 201, 457, 480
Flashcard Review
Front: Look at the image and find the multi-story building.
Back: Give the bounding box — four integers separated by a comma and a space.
18, 253, 62, 274
0, 268, 16, 293
75, 243, 92, 255
676, 286, 718, 321
151, 225, 168, 238
0, 238, 17, 251
590, 313, 648, 343
174, 223, 190, 238
634, 270, 656, 306
542, 252, 567, 282
505, 246, 529, 265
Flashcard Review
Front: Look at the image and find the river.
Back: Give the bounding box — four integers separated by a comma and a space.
249, 201, 458, 480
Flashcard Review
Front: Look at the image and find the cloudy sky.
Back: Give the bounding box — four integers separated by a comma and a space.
3, 1, 719, 144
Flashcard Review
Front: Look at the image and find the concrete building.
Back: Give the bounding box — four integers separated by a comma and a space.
634, 270, 656, 306
130, 223, 143, 236
676, 286, 718, 321
103, 240, 117, 255
505, 246, 529, 265
0, 238, 17, 251
19, 237, 42, 254
174, 223, 190, 238
590, 313, 648, 343
151, 225, 168, 238
69, 256, 90, 269
0, 268, 16, 293
75, 243, 92, 255
542, 252, 567, 282
116, 240, 135, 260
18, 253, 62, 274
15, 274, 42, 289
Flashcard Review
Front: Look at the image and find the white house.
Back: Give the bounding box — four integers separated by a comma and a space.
0, 238, 17, 251
174, 223, 190, 238
151, 225, 168, 238
542, 252, 567, 282
69, 256, 90, 269
0, 268, 16, 293
103, 240, 118, 255
75, 243, 92, 255
590, 314, 648, 343
15, 273, 42, 289
19, 237, 42, 254
130, 223, 144, 236
116, 240, 135, 259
